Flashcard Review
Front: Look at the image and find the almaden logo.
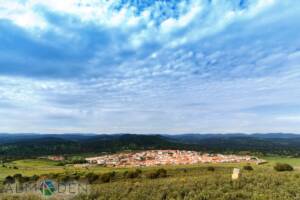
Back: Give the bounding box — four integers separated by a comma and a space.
39, 180, 56, 196
1, 179, 89, 197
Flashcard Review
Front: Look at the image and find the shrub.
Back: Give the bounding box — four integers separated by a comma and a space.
126, 171, 138, 179
4, 176, 15, 184
13, 174, 22, 180
85, 172, 99, 183
146, 168, 167, 179
111, 171, 116, 177
207, 166, 215, 171
243, 165, 254, 171
101, 172, 116, 183
101, 174, 111, 183
274, 163, 293, 172
12, 175, 30, 183
56, 162, 65, 166
13, 174, 29, 183
146, 171, 159, 179
125, 169, 142, 179
157, 168, 167, 178
123, 171, 128, 177
20, 176, 30, 183
69, 156, 87, 164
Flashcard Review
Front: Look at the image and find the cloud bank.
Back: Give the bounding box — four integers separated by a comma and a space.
0, 0, 300, 133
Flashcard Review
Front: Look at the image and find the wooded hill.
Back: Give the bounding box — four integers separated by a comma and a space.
1, 133, 300, 159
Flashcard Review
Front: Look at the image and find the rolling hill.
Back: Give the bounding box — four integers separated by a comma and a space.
1, 133, 300, 159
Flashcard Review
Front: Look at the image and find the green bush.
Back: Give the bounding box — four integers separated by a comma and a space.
157, 168, 167, 178
12, 174, 30, 183
146, 168, 167, 179
125, 169, 142, 179
85, 172, 99, 183
18, 176, 30, 183
274, 163, 293, 172
123, 171, 128, 177
207, 166, 215, 171
13, 174, 22, 180
243, 165, 254, 171
101, 174, 111, 183
4, 176, 15, 184
56, 162, 65, 166
146, 171, 159, 179
69, 156, 87, 164
101, 172, 116, 183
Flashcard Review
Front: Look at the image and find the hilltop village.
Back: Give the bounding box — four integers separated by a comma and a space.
85, 150, 265, 167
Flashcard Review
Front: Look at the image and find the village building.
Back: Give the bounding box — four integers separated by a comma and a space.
85, 150, 265, 167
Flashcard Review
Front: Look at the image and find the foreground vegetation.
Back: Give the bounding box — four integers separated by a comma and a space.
0, 157, 300, 200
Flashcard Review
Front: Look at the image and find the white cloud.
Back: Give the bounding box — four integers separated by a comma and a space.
0, 1, 47, 29
1, 0, 300, 133
276, 116, 300, 122
0, 0, 277, 46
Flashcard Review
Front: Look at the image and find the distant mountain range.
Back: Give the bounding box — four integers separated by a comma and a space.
1, 133, 300, 159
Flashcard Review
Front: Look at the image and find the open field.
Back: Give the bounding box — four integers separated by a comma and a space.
0, 158, 248, 179
1, 156, 300, 179
1, 157, 300, 200
263, 156, 300, 167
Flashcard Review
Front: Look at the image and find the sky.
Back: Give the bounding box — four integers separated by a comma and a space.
0, 0, 300, 134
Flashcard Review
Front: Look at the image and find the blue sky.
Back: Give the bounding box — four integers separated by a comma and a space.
0, 0, 300, 133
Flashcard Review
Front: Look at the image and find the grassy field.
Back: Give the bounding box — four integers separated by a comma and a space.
263, 156, 300, 167
1, 156, 300, 179
1, 157, 300, 200
0, 158, 245, 179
